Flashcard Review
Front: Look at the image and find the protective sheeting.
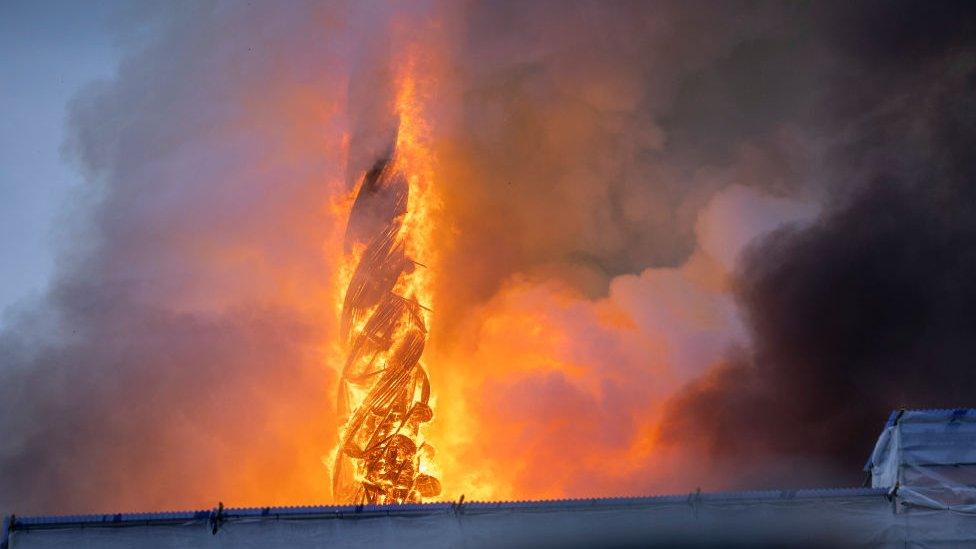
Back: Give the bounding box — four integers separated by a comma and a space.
866, 408, 976, 512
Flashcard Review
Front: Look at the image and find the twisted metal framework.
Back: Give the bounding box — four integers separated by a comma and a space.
331, 141, 441, 505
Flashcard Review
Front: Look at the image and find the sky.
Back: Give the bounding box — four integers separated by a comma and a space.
1, 0, 975, 517
0, 0, 120, 319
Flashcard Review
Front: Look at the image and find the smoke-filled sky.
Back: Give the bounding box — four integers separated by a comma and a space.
2, 0, 976, 515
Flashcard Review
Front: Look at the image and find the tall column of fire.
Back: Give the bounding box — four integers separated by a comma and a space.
331, 128, 441, 505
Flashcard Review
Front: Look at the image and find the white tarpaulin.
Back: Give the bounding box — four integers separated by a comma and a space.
866, 408, 976, 512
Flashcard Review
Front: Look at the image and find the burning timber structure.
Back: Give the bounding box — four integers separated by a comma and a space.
5, 408, 976, 547
331, 137, 440, 505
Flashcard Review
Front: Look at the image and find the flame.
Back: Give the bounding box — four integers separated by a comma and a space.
322, 23, 738, 506
328, 51, 443, 504
394, 57, 438, 327
391, 53, 444, 488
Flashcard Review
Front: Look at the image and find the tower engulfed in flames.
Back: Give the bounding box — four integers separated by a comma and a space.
331, 127, 441, 505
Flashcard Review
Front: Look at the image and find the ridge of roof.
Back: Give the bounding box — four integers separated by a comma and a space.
6, 486, 888, 534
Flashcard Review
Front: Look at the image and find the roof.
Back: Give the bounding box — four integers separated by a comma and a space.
6, 486, 890, 527
4, 488, 895, 548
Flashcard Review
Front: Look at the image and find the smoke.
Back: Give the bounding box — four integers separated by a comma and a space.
0, 1, 358, 513
660, 1, 976, 489
425, 183, 816, 499
2, 0, 974, 514
431, 1, 811, 315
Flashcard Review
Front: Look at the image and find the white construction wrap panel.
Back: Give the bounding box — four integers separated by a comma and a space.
866, 408, 976, 512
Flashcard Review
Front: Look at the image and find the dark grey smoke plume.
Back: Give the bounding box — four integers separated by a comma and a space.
662, 0, 976, 488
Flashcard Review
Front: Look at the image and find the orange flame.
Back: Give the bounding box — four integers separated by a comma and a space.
328, 50, 444, 504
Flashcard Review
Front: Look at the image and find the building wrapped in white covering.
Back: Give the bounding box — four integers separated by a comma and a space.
4, 408, 976, 548
865, 408, 976, 512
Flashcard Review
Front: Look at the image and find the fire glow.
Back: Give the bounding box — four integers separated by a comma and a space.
313, 11, 814, 508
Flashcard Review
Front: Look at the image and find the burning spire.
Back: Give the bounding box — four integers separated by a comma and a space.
330, 120, 441, 504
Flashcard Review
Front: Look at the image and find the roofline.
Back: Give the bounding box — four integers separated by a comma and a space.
4, 486, 888, 538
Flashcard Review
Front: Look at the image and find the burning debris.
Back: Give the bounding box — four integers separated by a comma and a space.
331, 132, 441, 505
